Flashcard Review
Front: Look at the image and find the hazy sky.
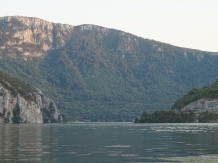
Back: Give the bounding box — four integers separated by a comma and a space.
0, 0, 218, 52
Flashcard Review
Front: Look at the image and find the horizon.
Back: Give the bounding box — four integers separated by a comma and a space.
1, 0, 218, 52
0, 15, 215, 53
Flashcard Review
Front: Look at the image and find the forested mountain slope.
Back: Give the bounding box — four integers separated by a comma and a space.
172, 79, 218, 111
0, 16, 218, 121
135, 80, 218, 123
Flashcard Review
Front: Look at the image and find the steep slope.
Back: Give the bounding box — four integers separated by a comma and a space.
0, 16, 73, 59
0, 70, 63, 123
135, 80, 218, 123
0, 16, 218, 121
171, 79, 218, 122
172, 79, 218, 111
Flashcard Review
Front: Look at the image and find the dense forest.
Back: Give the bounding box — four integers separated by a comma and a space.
136, 80, 218, 123
134, 110, 195, 123
172, 79, 218, 110
1, 17, 218, 121
134, 110, 218, 123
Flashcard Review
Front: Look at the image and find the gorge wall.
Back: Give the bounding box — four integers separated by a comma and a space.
181, 98, 218, 113
0, 16, 74, 59
1, 16, 218, 121
0, 82, 63, 123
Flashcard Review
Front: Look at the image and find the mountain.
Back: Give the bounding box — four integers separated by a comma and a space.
0, 16, 218, 122
135, 80, 218, 123
172, 79, 218, 111
0, 69, 63, 123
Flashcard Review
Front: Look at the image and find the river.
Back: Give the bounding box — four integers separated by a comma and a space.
1, 123, 218, 162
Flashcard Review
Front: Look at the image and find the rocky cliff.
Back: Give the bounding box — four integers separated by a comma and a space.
170, 79, 218, 122
0, 16, 74, 59
136, 98, 218, 123
181, 98, 218, 113
179, 98, 218, 123
0, 74, 63, 123
2, 16, 218, 122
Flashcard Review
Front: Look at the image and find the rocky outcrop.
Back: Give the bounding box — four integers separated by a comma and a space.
181, 98, 218, 113
179, 98, 218, 123
0, 83, 63, 123
0, 16, 74, 59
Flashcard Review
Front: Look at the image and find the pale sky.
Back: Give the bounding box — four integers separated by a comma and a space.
0, 0, 218, 52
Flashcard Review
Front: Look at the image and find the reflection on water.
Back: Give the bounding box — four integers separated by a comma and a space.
0, 123, 218, 162
0, 124, 43, 162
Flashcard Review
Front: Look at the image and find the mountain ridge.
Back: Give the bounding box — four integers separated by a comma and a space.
0, 16, 74, 59
1, 16, 216, 54
1, 16, 218, 121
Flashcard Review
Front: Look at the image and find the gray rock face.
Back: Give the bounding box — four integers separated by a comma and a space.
0, 84, 63, 123
181, 98, 218, 112
0, 16, 74, 59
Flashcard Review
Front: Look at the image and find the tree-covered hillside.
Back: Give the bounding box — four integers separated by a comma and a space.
0, 17, 218, 121
0, 69, 36, 101
135, 79, 218, 123
172, 79, 218, 110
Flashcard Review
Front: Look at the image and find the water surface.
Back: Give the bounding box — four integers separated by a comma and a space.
1, 123, 218, 162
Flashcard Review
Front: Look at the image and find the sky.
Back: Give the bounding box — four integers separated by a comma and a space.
0, 0, 218, 52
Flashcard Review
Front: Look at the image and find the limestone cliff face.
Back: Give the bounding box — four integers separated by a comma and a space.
0, 16, 74, 59
76, 24, 139, 53
0, 83, 63, 123
181, 98, 218, 113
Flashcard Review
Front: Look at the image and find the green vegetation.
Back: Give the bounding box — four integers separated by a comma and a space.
136, 80, 218, 123
0, 70, 36, 101
1, 19, 218, 121
198, 111, 218, 123
172, 79, 218, 110
12, 104, 21, 123
134, 110, 195, 123
135, 110, 218, 123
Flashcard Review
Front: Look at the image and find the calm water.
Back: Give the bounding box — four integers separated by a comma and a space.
1, 123, 218, 162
